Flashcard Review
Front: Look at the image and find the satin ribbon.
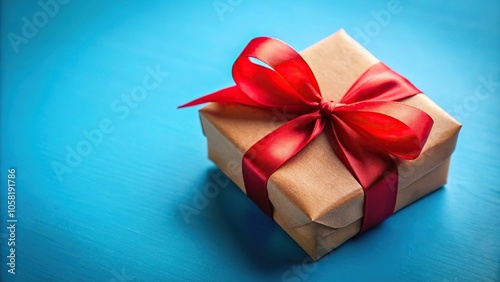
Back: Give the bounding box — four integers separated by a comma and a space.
180, 37, 433, 232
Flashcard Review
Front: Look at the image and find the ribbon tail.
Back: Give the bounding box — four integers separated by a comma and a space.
360, 163, 399, 232
327, 116, 398, 232
178, 86, 262, 108
242, 112, 324, 215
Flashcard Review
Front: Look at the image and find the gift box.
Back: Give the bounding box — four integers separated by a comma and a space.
183, 30, 461, 260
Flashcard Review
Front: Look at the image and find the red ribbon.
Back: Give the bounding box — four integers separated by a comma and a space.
180, 37, 433, 232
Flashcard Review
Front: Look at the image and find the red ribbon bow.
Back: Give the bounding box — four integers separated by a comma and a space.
180, 37, 433, 232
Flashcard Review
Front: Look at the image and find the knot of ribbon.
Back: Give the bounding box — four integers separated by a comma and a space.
318, 99, 344, 115
180, 36, 433, 232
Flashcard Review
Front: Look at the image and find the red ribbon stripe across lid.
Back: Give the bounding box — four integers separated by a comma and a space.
180, 36, 433, 232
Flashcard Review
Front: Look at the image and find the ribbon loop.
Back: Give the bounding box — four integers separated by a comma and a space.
232, 37, 323, 113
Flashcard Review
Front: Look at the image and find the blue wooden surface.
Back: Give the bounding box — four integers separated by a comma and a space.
1, 1, 499, 281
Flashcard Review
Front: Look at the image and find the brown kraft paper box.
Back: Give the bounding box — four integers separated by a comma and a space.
197, 29, 461, 260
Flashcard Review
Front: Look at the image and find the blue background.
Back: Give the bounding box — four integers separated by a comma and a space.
1, 0, 499, 281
